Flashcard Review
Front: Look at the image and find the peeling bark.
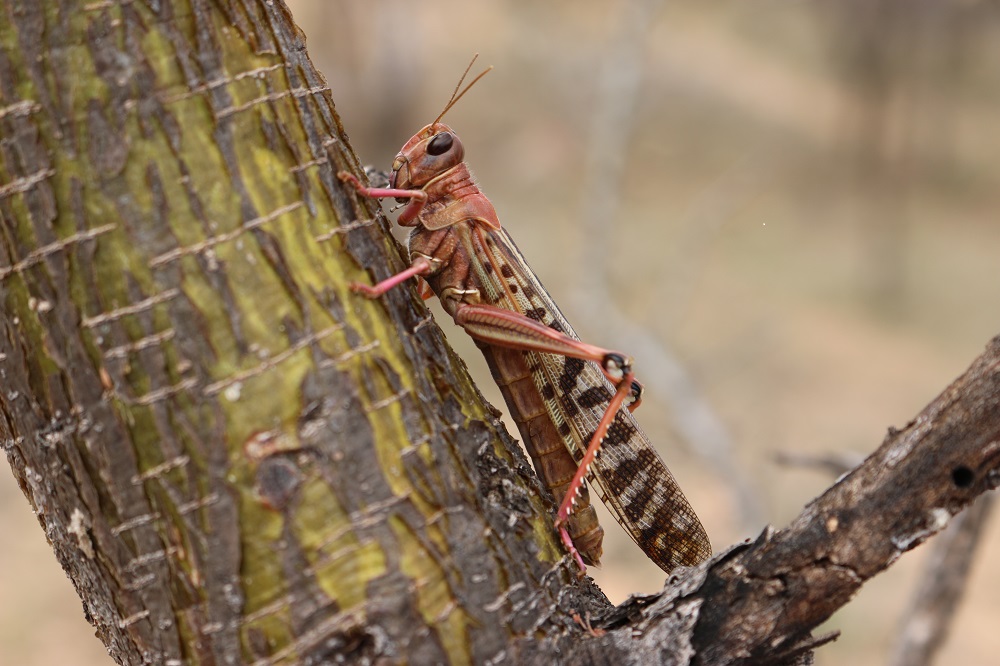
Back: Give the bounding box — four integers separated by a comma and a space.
1, 2, 998, 665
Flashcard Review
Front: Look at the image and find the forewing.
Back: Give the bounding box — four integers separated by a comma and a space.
472, 227, 711, 572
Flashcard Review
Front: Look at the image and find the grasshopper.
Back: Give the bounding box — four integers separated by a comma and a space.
339, 58, 710, 574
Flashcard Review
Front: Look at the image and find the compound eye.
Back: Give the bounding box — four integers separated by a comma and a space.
427, 132, 453, 156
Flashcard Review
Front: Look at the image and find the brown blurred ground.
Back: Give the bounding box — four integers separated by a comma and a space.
3, 1, 998, 664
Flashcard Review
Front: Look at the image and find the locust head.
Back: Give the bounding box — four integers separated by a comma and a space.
389, 55, 491, 200
389, 122, 466, 193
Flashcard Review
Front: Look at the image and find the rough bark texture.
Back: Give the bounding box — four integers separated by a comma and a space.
2, 2, 999, 665
0, 1, 585, 664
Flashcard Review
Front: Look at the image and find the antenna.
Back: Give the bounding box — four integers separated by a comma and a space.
432, 53, 493, 127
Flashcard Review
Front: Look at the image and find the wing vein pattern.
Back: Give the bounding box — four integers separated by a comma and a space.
470, 225, 711, 571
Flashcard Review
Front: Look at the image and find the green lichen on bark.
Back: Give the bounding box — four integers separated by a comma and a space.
0, 2, 572, 664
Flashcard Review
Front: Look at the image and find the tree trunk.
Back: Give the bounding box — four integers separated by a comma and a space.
0, 1, 577, 663
2, 2, 998, 665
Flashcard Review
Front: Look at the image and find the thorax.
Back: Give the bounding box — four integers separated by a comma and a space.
408, 222, 497, 317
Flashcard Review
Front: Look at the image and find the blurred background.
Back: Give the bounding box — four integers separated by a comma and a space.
3, 1, 998, 664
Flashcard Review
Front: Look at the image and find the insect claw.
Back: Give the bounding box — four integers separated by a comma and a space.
337, 170, 361, 188
348, 281, 378, 297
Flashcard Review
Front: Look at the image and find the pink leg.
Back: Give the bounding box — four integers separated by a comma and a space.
349, 257, 433, 298
338, 171, 436, 297
560, 524, 588, 573
338, 171, 427, 224
453, 302, 643, 573
555, 372, 638, 572
453, 302, 633, 383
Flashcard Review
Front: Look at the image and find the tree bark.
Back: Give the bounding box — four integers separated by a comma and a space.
1, 2, 998, 665
0, 1, 579, 663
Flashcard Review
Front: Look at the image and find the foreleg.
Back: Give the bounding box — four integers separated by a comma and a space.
338, 171, 428, 224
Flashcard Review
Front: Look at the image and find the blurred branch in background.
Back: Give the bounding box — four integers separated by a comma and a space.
889, 492, 997, 666
571, 0, 764, 530
831, 0, 991, 316
774, 449, 866, 478
835, 0, 914, 315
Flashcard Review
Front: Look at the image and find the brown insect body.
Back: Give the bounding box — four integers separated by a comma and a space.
341, 64, 711, 573
387, 120, 605, 562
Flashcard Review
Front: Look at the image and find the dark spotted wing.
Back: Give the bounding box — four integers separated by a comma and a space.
469, 225, 711, 572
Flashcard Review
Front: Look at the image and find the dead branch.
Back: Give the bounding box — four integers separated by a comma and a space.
523, 336, 1000, 665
